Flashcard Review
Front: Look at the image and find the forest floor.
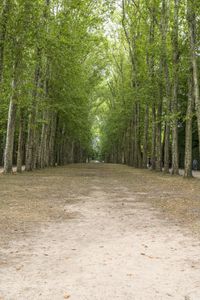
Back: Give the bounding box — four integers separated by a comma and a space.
0, 164, 200, 300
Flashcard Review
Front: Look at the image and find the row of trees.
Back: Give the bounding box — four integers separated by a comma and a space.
100, 0, 200, 177
0, 0, 107, 173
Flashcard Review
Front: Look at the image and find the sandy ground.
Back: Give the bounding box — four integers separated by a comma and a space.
1, 166, 200, 178
0, 164, 200, 300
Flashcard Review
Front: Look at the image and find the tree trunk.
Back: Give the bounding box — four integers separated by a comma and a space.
156, 102, 163, 171
0, 1, 10, 167
171, 0, 179, 175
151, 103, 156, 170
25, 49, 41, 171
4, 67, 18, 173
69, 141, 74, 164
1, 134, 6, 166
130, 119, 135, 166
156, 61, 163, 172
164, 120, 170, 173
143, 104, 149, 168
148, 7, 156, 171
121, 132, 125, 164
49, 112, 57, 167
39, 109, 49, 168
128, 121, 133, 166
133, 105, 138, 167
17, 109, 24, 173
161, 0, 171, 174
184, 72, 194, 178
137, 103, 142, 168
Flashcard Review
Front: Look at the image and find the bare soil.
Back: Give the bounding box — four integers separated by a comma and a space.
0, 164, 200, 300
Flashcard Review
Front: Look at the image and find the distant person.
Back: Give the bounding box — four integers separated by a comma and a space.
193, 159, 198, 170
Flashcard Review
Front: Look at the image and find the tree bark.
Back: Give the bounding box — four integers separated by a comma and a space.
161, 0, 171, 174
25, 49, 41, 171
148, 6, 157, 170
151, 103, 156, 170
17, 108, 24, 173
156, 60, 163, 172
184, 72, 194, 178
143, 105, 149, 168
0, 1, 10, 166
4, 65, 18, 173
133, 105, 138, 167
38, 0, 51, 169
49, 112, 57, 167
39, 109, 49, 168
156, 101, 163, 171
137, 103, 142, 168
129, 121, 134, 166
171, 0, 179, 175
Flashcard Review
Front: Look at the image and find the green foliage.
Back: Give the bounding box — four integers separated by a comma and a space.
0, 0, 110, 161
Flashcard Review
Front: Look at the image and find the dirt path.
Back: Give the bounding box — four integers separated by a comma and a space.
0, 164, 200, 300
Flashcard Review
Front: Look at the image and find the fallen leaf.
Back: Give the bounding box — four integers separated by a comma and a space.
15, 265, 23, 271
147, 255, 161, 259
64, 293, 71, 299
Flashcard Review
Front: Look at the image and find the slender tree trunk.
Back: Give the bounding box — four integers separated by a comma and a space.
184, 72, 194, 177
160, 0, 171, 174
17, 109, 24, 173
0, 1, 10, 166
39, 109, 49, 168
148, 7, 156, 170
151, 103, 156, 170
171, 0, 179, 175
38, 0, 51, 169
133, 105, 138, 167
143, 104, 149, 168
133, 103, 142, 168
156, 102, 163, 171
1, 134, 6, 166
55, 117, 61, 165
163, 66, 171, 171
4, 66, 18, 173
25, 49, 41, 171
121, 132, 125, 164
130, 119, 135, 166
164, 120, 170, 173
137, 103, 142, 168
125, 125, 130, 165
59, 124, 65, 165
155, 61, 163, 172
69, 141, 74, 164
49, 112, 57, 167
128, 121, 133, 166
